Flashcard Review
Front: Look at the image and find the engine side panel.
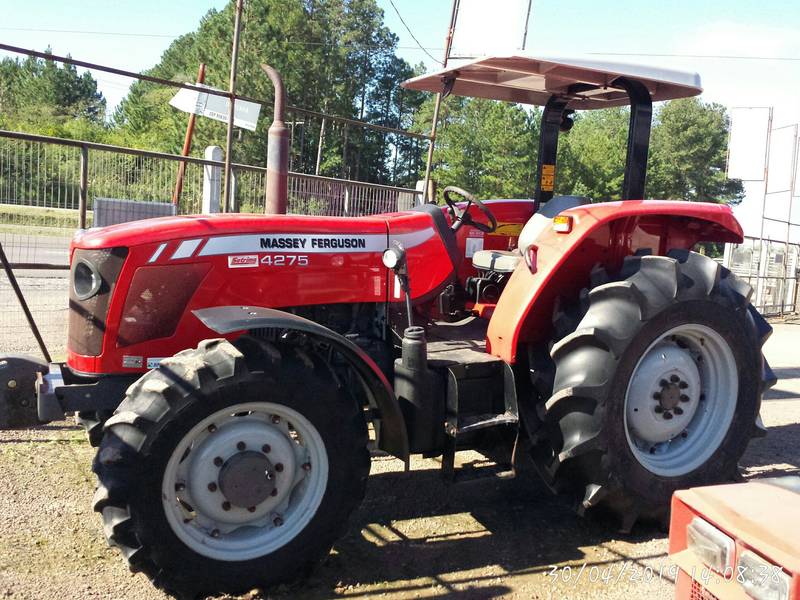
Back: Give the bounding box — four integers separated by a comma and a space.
486, 200, 743, 363
69, 215, 391, 374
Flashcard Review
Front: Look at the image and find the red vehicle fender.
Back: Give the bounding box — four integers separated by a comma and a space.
486, 200, 744, 363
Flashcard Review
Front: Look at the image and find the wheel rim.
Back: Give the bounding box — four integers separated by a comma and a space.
162, 401, 329, 561
624, 324, 738, 477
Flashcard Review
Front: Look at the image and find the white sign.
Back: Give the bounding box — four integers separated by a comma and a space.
169, 83, 262, 131
449, 0, 532, 60
727, 107, 771, 182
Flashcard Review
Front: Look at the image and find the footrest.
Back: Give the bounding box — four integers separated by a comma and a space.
457, 411, 518, 435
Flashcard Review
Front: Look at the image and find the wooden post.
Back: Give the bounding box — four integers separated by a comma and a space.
172, 63, 206, 207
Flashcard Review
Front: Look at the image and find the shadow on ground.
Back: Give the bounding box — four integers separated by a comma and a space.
266, 460, 667, 599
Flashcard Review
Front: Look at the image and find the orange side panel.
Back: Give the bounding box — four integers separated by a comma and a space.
486, 200, 743, 363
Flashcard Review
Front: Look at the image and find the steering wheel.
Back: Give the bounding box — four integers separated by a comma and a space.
443, 186, 497, 234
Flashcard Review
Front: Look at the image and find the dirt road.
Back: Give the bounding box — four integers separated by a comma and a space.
1, 322, 798, 600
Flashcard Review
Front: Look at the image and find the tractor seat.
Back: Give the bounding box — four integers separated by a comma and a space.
471, 195, 593, 274
472, 249, 520, 273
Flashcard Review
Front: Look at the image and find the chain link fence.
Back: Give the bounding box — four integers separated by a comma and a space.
726, 237, 799, 315
0, 131, 422, 359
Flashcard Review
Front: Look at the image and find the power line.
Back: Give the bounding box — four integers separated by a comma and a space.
0, 25, 444, 54
5, 27, 800, 63
387, 0, 442, 65
589, 51, 800, 62
0, 26, 178, 38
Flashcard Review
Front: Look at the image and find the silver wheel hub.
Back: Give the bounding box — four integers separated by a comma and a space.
626, 343, 701, 443
162, 402, 329, 561
186, 419, 297, 525
624, 324, 738, 477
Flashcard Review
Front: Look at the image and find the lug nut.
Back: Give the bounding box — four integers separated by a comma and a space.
699, 393, 706, 402
679, 381, 688, 389
175, 483, 186, 492
214, 456, 223, 467
7, 379, 17, 389
208, 482, 218, 492
649, 447, 656, 454
680, 394, 689, 402
222, 501, 231, 511
302, 462, 312, 472
207, 424, 217, 433
247, 506, 256, 513
659, 379, 668, 387
262, 444, 271, 454
674, 407, 684, 416
273, 516, 284, 527
681, 431, 688, 438
271, 488, 278, 497
271, 415, 281, 424
237, 441, 246, 451
670, 374, 679, 383
211, 529, 220, 538
652, 392, 661, 400
663, 412, 674, 420
275, 463, 284, 472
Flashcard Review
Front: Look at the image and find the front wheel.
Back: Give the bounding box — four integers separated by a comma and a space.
93, 337, 369, 598
531, 250, 773, 530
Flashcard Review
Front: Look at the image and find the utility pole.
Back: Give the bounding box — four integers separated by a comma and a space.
223, 0, 244, 212
420, 0, 460, 203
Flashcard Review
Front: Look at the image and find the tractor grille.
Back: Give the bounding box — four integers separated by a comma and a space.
67, 247, 128, 357
690, 579, 720, 600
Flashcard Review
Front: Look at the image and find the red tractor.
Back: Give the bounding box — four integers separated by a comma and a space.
0, 56, 775, 598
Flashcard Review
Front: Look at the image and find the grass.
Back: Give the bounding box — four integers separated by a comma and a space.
0, 203, 92, 234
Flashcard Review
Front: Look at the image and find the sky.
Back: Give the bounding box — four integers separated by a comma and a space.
1, 0, 800, 126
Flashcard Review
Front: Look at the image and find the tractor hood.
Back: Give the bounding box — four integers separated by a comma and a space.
71, 212, 391, 251
66, 210, 457, 376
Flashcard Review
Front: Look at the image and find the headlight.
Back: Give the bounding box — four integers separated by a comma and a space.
686, 517, 735, 573
738, 550, 791, 600
73, 258, 102, 300
382, 243, 406, 270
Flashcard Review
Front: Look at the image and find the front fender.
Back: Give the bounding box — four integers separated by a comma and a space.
194, 305, 409, 463
487, 200, 743, 363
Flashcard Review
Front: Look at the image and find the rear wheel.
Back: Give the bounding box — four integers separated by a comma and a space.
93, 336, 369, 598
530, 250, 773, 530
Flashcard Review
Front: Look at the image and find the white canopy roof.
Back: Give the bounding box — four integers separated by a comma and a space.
401, 55, 702, 109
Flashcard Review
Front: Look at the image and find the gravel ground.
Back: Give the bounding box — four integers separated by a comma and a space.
0, 322, 798, 600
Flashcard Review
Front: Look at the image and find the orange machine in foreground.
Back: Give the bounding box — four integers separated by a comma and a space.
669, 477, 800, 600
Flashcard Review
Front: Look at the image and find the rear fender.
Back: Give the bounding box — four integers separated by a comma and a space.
487, 200, 743, 363
194, 306, 409, 462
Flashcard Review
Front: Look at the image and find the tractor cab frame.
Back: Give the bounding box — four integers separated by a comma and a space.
403, 54, 703, 205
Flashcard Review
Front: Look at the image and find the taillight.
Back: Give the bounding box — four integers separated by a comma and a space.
738, 550, 791, 600
686, 517, 735, 573
117, 263, 210, 347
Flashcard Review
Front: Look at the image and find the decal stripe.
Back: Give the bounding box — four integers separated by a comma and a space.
198, 233, 391, 256
148, 242, 167, 263
171, 238, 203, 260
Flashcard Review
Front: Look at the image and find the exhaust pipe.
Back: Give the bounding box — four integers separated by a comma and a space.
261, 64, 289, 215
